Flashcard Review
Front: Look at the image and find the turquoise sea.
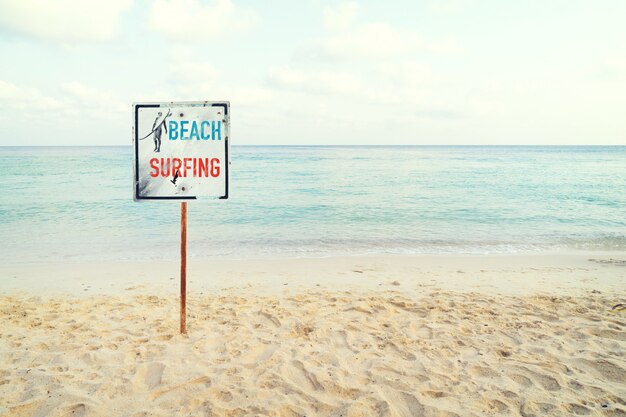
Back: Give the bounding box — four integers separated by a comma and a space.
0, 146, 625, 263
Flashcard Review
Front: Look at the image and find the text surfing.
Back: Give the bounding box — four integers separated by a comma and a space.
149, 157, 220, 178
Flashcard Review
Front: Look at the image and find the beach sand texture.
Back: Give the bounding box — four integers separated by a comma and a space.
1, 276, 625, 416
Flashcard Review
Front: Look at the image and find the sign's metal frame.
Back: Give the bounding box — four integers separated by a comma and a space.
132, 101, 230, 201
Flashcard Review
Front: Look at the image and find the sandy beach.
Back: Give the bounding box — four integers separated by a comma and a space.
1, 253, 625, 416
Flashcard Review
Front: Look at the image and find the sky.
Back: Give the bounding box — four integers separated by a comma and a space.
0, 0, 625, 146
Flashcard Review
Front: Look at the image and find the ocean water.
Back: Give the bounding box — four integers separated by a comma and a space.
0, 146, 625, 263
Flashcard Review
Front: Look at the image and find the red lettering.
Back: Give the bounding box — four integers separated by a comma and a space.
149, 158, 159, 177
148, 157, 222, 179
172, 158, 182, 176
184, 158, 192, 177
210, 158, 220, 177
160, 158, 170, 177
199, 158, 209, 177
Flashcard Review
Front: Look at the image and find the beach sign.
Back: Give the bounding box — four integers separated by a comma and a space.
133, 101, 230, 334
133, 101, 230, 200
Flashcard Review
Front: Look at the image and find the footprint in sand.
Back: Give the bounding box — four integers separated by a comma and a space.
421, 390, 448, 399
215, 390, 233, 402
62, 403, 87, 417
258, 310, 281, 327
286, 360, 323, 391
575, 359, 626, 383
469, 365, 499, 378
8, 399, 57, 417
389, 342, 416, 361
329, 329, 351, 351
563, 403, 591, 415
508, 373, 533, 387
525, 369, 561, 391
241, 345, 278, 365
291, 322, 315, 338
588, 328, 626, 342
384, 391, 454, 417
414, 325, 433, 339
521, 401, 556, 416
485, 399, 510, 413
133, 362, 165, 390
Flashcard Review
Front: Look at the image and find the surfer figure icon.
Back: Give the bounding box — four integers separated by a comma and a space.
152, 111, 170, 152
171, 169, 180, 185
137, 108, 172, 150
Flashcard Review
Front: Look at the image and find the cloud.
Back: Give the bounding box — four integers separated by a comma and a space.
324, 1, 358, 30
263, 60, 468, 123
148, 0, 258, 41
144, 52, 272, 107
0, 79, 132, 145
267, 66, 362, 95
0, 80, 64, 111
310, 22, 459, 60
377, 62, 438, 86
268, 5, 465, 121
605, 56, 626, 71
61, 82, 126, 114
168, 80, 274, 107
427, 0, 471, 13
264, 63, 462, 120
168, 62, 218, 84
0, 79, 128, 126
0, 0, 132, 42
216, 86, 273, 107
159, 47, 219, 89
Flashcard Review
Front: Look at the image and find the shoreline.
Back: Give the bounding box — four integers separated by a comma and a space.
1, 251, 624, 297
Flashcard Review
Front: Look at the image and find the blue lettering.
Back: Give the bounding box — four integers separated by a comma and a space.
190, 121, 199, 140
168, 121, 178, 140
201, 121, 210, 140
167, 119, 221, 141
180, 120, 189, 140
212, 121, 221, 141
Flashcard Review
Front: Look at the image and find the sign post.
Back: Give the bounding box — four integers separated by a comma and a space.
133, 101, 230, 334
180, 201, 187, 334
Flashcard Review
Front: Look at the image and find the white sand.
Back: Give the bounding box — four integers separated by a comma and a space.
1, 253, 625, 416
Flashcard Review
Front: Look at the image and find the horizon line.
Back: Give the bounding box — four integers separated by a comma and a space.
1, 144, 625, 148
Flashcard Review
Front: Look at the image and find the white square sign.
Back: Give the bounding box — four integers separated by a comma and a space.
133, 101, 230, 200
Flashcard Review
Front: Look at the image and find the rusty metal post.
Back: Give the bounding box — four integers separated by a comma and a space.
180, 202, 187, 334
